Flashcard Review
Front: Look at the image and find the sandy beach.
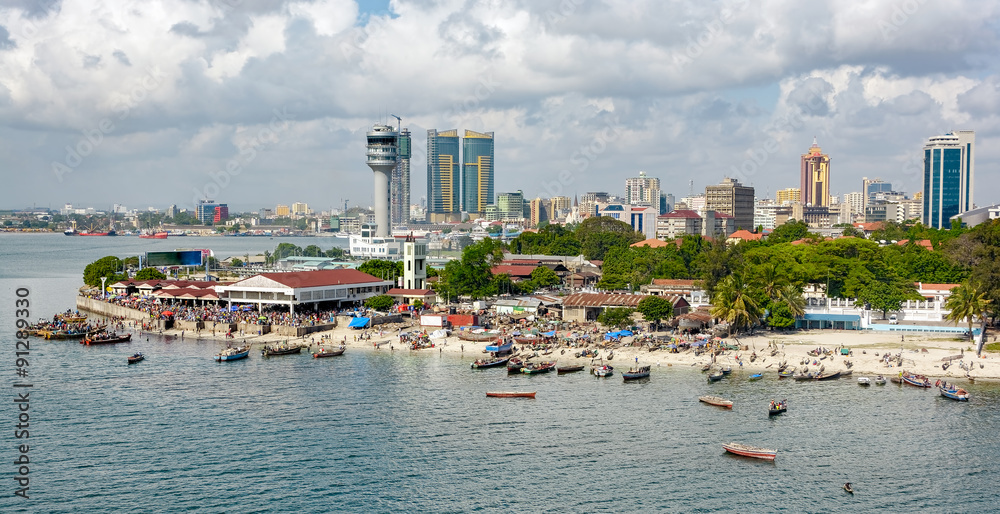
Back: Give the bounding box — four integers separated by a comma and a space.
141, 319, 997, 383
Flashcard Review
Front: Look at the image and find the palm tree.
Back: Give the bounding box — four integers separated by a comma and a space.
710, 272, 762, 336
758, 262, 787, 301
263, 250, 271, 268
944, 281, 991, 342
777, 283, 806, 317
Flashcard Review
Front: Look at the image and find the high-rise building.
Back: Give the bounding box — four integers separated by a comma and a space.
550, 196, 572, 218
923, 130, 975, 229
275, 204, 290, 217
625, 171, 661, 207
529, 197, 549, 227
391, 128, 411, 227
427, 129, 461, 223
366, 124, 398, 237
196, 200, 225, 224
462, 130, 494, 216
660, 193, 675, 215
705, 178, 754, 231
213, 205, 229, 224
862, 177, 892, 211
800, 138, 831, 207
291, 202, 309, 216
776, 188, 801, 205
497, 190, 525, 221
843, 192, 864, 220
580, 192, 609, 218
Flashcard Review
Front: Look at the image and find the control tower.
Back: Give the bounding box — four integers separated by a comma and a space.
366, 124, 398, 237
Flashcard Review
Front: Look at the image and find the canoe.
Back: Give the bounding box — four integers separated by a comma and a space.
778, 369, 795, 378
844, 483, 854, 494
458, 332, 501, 342
521, 361, 556, 374
471, 357, 510, 369
722, 442, 776, 460
939, 386, 970, 401
127, 353, 144, 364
84, 333, 132, 345
721, 367, 732, 375
901, 372, 931, 388
313, 347, 346, 358
768, 401, 787, 416
215, 346, 250, 362
699, 396, 733, 409
486, 391, 536, 398
622, 365, 651, 381
748, 373, 763, 381
815, 371, 841, 381
262, 345, 302, 357
557, 365, 585, 374
707, 371, 724, 382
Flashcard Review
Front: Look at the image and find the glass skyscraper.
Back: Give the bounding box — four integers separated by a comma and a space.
462, 130, 494, 216
391, 128, 411, 227
923, 130, 975, 229
427, 129, 461, 223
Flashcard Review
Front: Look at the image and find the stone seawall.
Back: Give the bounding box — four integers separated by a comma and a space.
76, 296, 150, 321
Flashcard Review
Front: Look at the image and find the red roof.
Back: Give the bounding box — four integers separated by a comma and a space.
386, 288, 435, 296
853, 222, 885, 231
631, 238, 670, 248
650, 279, 699, 288
249, 270, 385, 288
915, 282, 960, 292
897, 239, 934, 251
563, 293, 688, 308
491, 265, 539, 277
727, 229, 763, 241
659, 210, 702, 219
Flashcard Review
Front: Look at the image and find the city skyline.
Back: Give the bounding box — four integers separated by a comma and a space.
1, 2, 999, 213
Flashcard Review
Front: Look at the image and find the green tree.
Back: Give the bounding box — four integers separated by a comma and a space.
435, 238, 508, 300
767, 301, 796, 330
710, 272, 762, 336
854, 278, 919, 319
364, 294, 395, 312
767, 219, 811, 244
528, 266, 561, 289
636, 295, 674, 330
83, 256, 126, 287
358, 260, 404, 281
230, 258, 244, 267
412, 299, 424, 310
325, 247, 345, 259
273, 243, 301, 260
303, 245, 323, 257
134, 267, 167, 281
575, 216, 643, 260
598, 307, 634, 329
944, 282, 991, 342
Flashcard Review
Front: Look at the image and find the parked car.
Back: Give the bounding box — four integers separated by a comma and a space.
888, 314, 898, 325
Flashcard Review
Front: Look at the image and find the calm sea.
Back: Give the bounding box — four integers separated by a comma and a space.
2, 233, 999, 512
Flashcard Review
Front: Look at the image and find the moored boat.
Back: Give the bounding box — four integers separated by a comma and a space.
778, 368, 795, 378
901, 371, 931, 388
722, 442, 777, 460
83, 332, 132, 345
127, 352, 144, 364
458, 331, 501, 342
484, 340, 514, 355
748, 373, 763, 381
556, 365, 585, 374
262, 344, 302, 357
215, 345, 251, 362
699, 396, 733, 409
592, 364, 614, 377
768, 400, 787, 416
471, 356, 510, 369
622, 365, 651, 381
313, 346, 346, 358
139, 231, 168, 239
521, 361, 556, 374
938, 382, 970, 401
875, 375, 887, 385
815, 371, 841, 381
507, 357, 524, 373
486, 391, 536, 398
721, 366, 732, 375
707, 370, 724, 382
858, 377, 871, 386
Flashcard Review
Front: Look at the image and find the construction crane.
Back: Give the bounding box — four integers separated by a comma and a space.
390, 114, 401, 134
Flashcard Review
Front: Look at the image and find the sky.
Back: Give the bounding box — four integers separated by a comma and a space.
1, 0, 999, 214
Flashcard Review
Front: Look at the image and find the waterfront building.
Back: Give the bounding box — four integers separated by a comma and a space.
402, 232, 427, 290
292, 202, 309, 216
625, 171, 661, 207
427, 129, 461, 223
166, 204, 177, 218
461, 130, 494, 217
215, 269, 392, 314
349, 223, 402, 260
923, 130, 976, 229
776, 188, 800, 205
705, 178, 754, 231
213, 205, 229, 224
366, 124, 398, 237
392, 128, 412, 227
195, 200, 226, 224
800, 138, 830, 207
275, 204, 290, 217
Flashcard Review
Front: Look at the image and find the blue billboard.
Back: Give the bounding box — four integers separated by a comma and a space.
145, 250, 204, 267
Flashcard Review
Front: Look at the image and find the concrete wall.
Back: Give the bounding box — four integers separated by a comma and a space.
76, 296, 150, 321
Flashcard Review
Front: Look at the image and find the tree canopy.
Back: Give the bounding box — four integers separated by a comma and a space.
83, 256, 126, 287
364, 294, 395, 312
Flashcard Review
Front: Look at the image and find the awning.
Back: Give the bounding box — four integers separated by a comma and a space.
348, 317, 370, 328
543, 330, 556, 337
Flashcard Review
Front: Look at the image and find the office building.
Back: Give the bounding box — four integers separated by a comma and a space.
600, 204, 657, 239
195, 200, 226, 224
275, 204, 290, 217
462, 130, 494, 216
705, 178, 754, 231
391, 128, 412, 227
923, 130, 975, 229
530, 197, 549, 227
800, 138, 831, 207
579, 192, 609, 218
776, 188, 800, 205
497, 191, 525, 221
625, 171, 661, 206
862, 178, 892, 211
551, 196, 572, 218
291, 202, 309, 216
426, 129, 461, 223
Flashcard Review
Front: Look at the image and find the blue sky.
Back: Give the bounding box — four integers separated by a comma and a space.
0, 0, 998, 214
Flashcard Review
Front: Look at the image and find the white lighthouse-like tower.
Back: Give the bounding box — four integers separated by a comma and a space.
366, 124, 398, 237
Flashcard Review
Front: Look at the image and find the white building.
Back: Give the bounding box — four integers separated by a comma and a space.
349, 223, 402, 260
625, 171, 661, 207
599, 204, 657, 240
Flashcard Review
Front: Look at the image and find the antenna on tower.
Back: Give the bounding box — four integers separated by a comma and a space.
390, 114, 401, 134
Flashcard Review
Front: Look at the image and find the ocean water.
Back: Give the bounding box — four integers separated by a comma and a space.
2, 233, 999, 511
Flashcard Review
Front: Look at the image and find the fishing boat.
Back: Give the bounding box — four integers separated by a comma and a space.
890, 375, 902, 384
127, 353, 144, 364
721, 366, 732, 375
875, 375, 887, 385
843, 483, 854, 494
768, 400, 787, 416
857, 377, 871, 386
458, 331, 501, 342
901, 371, 931, 388
699, 396, 733, 409
521, 361, 556, 374
815, 371, 841, 381
938, 383, 970, 401
513, 335, 541, 344
778, 368, 795, 379
83, 332, 132, 345
507, 357, 524, 373
486, 391, 536, 398
793, 371, 815, 381
139, 231, 168, 239
484, 339, 514, 355
47, 329, 91, 340
622, 365, 651, 381
215, 345, 250, 362
471, 356, 510, 369
262, 344, 302, 357
313, 346, 346, 358
592, 364, 614, 377
707, 370, 724, 382
722, 442, 777, 461
55, 312, 87, 323
556, 365, 585, 374
748, 373, 763, 381
700, 363, 712, 372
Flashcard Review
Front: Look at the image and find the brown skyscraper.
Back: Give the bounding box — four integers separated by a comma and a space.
800, 137, 830, 207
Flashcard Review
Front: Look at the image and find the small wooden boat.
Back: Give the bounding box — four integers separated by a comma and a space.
557, 365, 585, 374
815, 371, 841, 381
484, 340, 514, 355
127, 353, 144, 364
768, 400, 786, 416
471, 356, 510, 368
793, 372, 814, 381
83, 333, 132, 345
215, 345, 250, 362
522, 361, 556, 374
313, 346, 346, 358
592, 364, 614, 377
721, 366, 732, 375
262, 344, 302, 357
458, 331, 501, 342
512, 336, 541, 344
622, 365, 651, 381
858, 377, 871, 386
938, 385, 970, 401
700, 396, 733, 409
486, 391, 536, 398
901, 372, 931, 388
48, 330, 91, 340
875, 375, 886, 385
507, 357, 524, 373
843, 483, 854, 494
707, 370, 724, 382
890, 375, 902, 384
778, 368, 795, 379
700, 363, 712, 372
722, 442, 776, 460
748, 373, 763, 381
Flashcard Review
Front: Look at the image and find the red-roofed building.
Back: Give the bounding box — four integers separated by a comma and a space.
631, 238, 670, 248
386, 288, 437, 305
727, 229, 764, 243
215, 270, 392, 314
562, 293, 689, 322
491, 264, 539, 280
853, 222, 884, 237
896, 239, 934, 251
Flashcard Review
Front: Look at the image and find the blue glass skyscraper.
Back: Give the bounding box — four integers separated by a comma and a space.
923, 130, 975, 229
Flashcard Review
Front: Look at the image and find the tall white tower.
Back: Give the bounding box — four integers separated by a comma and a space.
366, 124, 399, 237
